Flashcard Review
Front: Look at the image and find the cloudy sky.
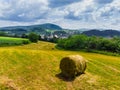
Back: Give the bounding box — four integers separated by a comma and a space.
0, 0, 120, 30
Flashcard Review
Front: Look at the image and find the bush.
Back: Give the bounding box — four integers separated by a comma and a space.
60, 55, 87, 79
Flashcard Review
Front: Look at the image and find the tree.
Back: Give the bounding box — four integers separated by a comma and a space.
28, 32, 39, 43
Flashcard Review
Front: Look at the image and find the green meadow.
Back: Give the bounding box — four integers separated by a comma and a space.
0, 41, 120, 90
0, 37, 30, 46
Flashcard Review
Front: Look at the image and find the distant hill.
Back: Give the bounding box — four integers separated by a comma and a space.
0, 23, 62, 36
82, 29, 120, 37
0, 23, 62, 30
38, 23, 62, 30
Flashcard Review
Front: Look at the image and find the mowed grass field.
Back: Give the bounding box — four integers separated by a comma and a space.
0, 41, 120, 90
0, 37, 30, 46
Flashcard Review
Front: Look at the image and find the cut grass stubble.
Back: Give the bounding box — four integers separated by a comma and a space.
0, 41, 120, 90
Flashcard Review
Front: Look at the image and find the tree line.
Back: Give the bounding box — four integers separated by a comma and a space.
57, 35, 120, 53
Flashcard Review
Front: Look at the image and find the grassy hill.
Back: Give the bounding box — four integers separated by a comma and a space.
0, 41, 120, 90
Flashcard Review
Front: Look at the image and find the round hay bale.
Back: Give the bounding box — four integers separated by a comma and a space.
60, 55, 87, 78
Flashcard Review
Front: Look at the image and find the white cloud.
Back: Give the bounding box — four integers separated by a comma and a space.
92, 0, 120, 28
0, 0, 50, 21
0, 0, 120, 30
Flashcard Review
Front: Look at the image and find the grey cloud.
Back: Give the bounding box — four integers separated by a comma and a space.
64, 11, 81, 20
64, 11, 94, 22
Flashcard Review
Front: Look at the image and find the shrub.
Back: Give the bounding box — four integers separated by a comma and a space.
60, 55, 87, 79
